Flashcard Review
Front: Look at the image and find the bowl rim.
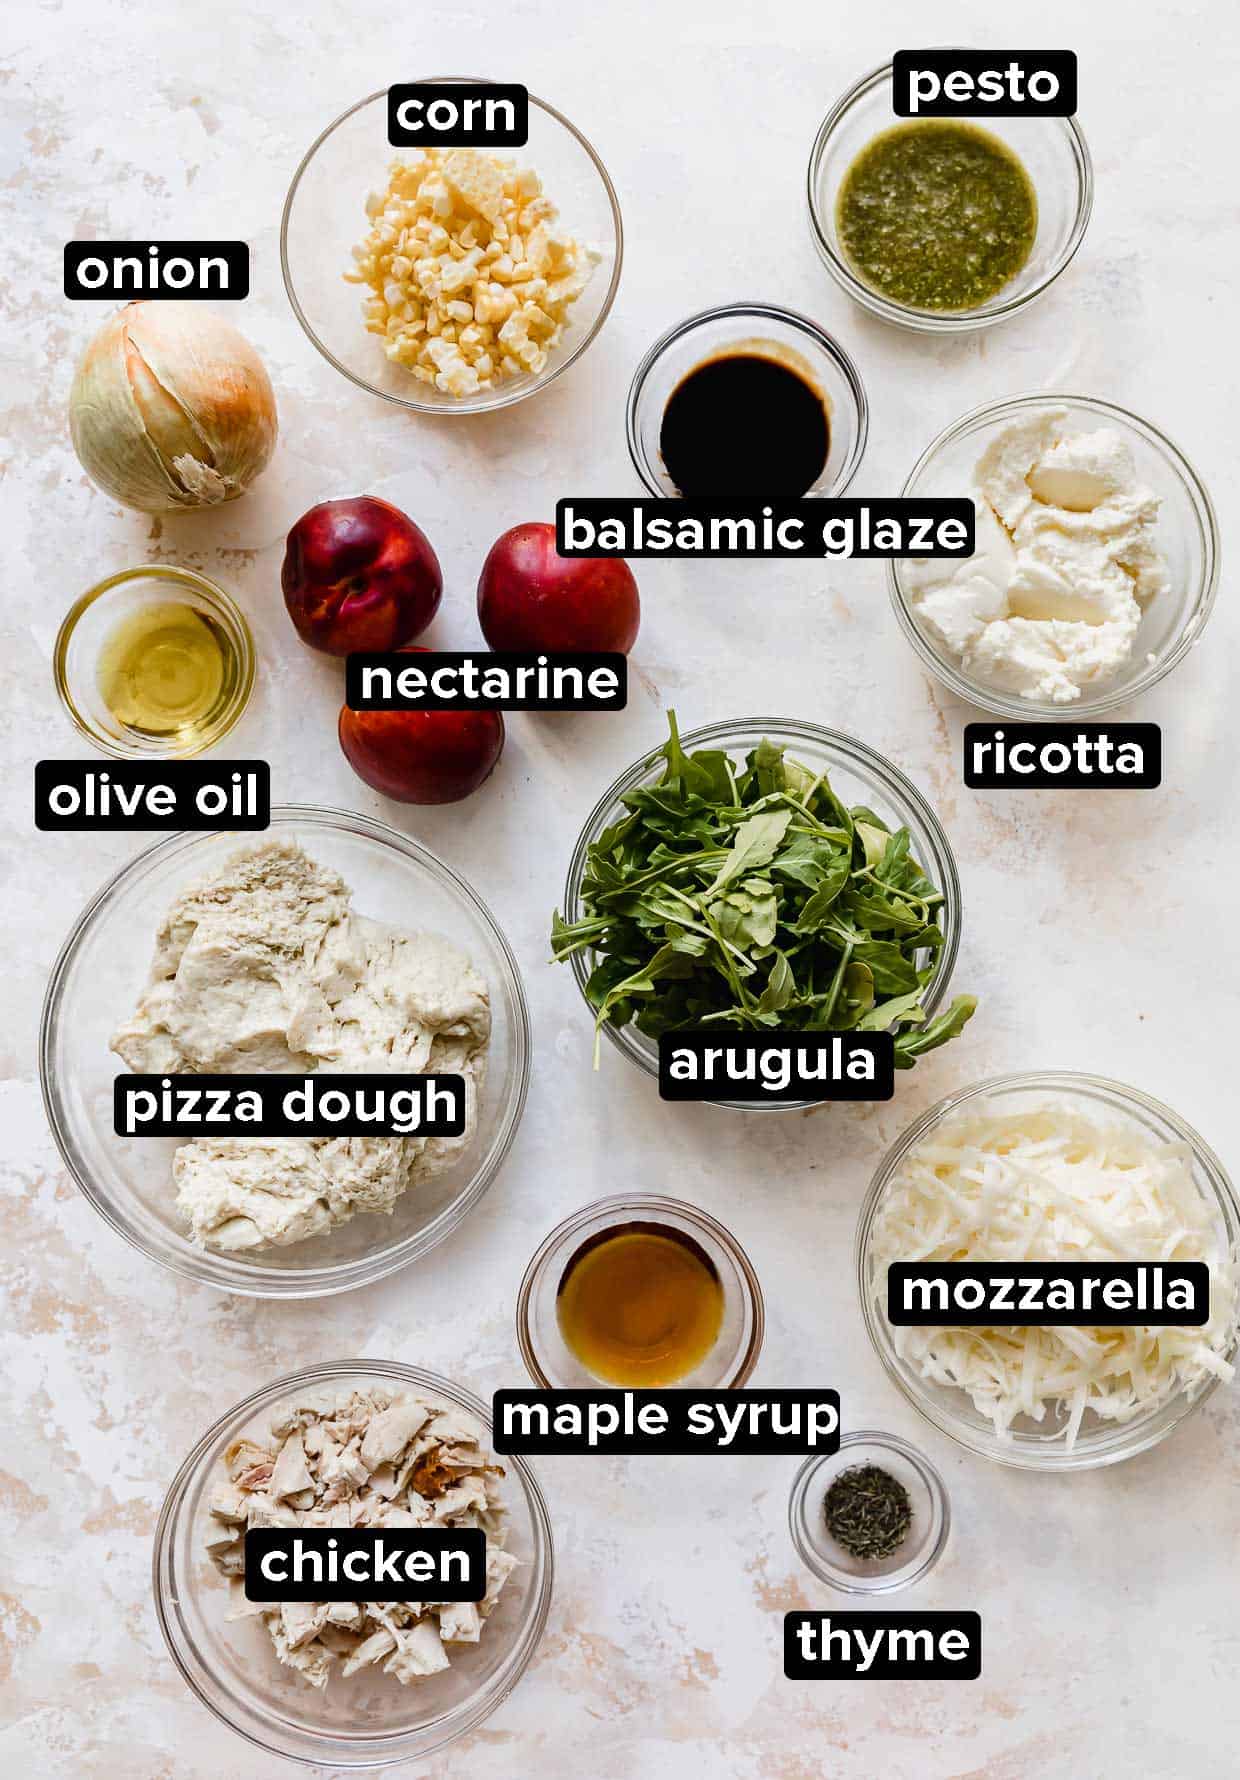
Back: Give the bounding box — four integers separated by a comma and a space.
152, 1358, 554, 1768
514, 1190, 766, 1388
788, 1429, 951, 1595
38, 802, 530, 1298
559, 717, 963, 1109
624, 300, 869, 497
886, 391, 1222, 719
280, 78, 624, 415
854, 1069, 1240, 1470
806, 57, 1094, 333
52, 563, 256, 759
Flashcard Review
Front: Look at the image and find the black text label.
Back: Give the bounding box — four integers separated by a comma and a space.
786, 1612, 981, 1680
64, 240, 249, 300
963, 724, 1160, 789
556, 499, 974, 560
244, 1528, 485, 1603
388, 84, 528, 146
893, 51, 1077, 117
658, 1033, 894, 1103
114, 1073, 464, 1138
36, 761, 269, 832
493, 1390, 840, 1456
887, 1262, 1209, 1327
346, 651, 625, 712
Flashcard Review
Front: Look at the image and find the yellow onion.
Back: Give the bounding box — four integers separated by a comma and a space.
69, 302, 278, 513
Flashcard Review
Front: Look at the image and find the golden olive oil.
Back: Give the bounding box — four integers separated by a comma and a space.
97, 601, 230, 742
556, 1222, 724, 1386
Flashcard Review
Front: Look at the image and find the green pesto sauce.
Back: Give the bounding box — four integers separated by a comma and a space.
836, 120, 1037, 311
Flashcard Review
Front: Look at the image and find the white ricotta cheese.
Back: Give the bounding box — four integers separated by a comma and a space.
112, 841, 490, 1251
906, 407, 1168, 704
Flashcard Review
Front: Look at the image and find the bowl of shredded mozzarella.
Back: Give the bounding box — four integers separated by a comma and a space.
857, 1073, 1240, 1469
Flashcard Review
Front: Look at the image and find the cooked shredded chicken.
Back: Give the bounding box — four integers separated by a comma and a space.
207, 1387, 517, 1688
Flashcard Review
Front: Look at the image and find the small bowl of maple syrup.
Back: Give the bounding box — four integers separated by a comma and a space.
625, 301, 868, 498
516, 1193, 765, 1389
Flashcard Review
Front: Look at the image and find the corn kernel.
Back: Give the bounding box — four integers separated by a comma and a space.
347, 149, 596, 397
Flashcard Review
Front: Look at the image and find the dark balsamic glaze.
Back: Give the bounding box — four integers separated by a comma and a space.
659, 350, 831, 496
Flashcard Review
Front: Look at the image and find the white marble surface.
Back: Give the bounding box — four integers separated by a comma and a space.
3, 1, 1239, 1774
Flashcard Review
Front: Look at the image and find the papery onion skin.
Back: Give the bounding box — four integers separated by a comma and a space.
69, 302, 278, 513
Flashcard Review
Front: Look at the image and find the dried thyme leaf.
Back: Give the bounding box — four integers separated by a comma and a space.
823, 1464, 912, 1561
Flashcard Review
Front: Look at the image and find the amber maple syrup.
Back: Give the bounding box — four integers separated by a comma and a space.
556, 1220, 724, 1386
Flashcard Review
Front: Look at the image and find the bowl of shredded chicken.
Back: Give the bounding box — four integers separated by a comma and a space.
857, 1072, 1240, 1469
154, 1362, 553, 1766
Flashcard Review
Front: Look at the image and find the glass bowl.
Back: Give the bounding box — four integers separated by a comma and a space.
789, 1431, 950, 1595
856, 1071, 1240, 1471
516, 1192, 765, 1388
153, 1360, 553, 1767
807, 59, 1092, 332
39, 805, 529, 1297
559, 718, 962, 1110
887, 393, 1220, 719
53, 565, 255, 759
626, 303, 867, 497
282, 80, 622, 414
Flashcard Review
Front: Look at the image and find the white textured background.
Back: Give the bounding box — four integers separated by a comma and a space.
3, 1, 1238, 1775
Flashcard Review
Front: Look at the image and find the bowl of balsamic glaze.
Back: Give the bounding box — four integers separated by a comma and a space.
626, 302, 868, 498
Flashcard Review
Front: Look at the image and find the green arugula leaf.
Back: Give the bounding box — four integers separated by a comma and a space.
592, 810, 640, 857
855, 820, 893, 869
756, 949, 795, 1015
746, 736, 788, 799
772, 834, 849, 891
893, 995, 978, 1067
856, 986, 927, 1031
848, 939, 921, 994
843, 889, 925, 933
593, 934, 707, 1020
874, 829, 911, 885
661, 709, 737, 804
794, 852, 853, 930
706, 808, 792, 894
709, 877, 779, 951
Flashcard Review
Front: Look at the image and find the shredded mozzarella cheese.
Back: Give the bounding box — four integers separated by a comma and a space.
869, 1101, 1238, 1446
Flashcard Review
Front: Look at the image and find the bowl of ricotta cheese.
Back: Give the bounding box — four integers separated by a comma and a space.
40, 806, 529, 1297
889, 394, 1219, 717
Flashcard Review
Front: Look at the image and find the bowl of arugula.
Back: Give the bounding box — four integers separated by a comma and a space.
551, 715, 974, 1108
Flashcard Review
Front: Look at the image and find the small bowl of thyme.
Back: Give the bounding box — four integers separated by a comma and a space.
789, 1430, 949, 1594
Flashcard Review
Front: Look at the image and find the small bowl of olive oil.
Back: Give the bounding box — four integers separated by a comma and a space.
54, 565, 255, 758
516, 1193, 765, 1390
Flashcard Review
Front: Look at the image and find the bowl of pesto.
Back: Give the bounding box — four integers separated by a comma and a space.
807, 60, 1092, 331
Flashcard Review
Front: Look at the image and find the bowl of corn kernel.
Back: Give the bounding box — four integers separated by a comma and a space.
282, 80, 624, 414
